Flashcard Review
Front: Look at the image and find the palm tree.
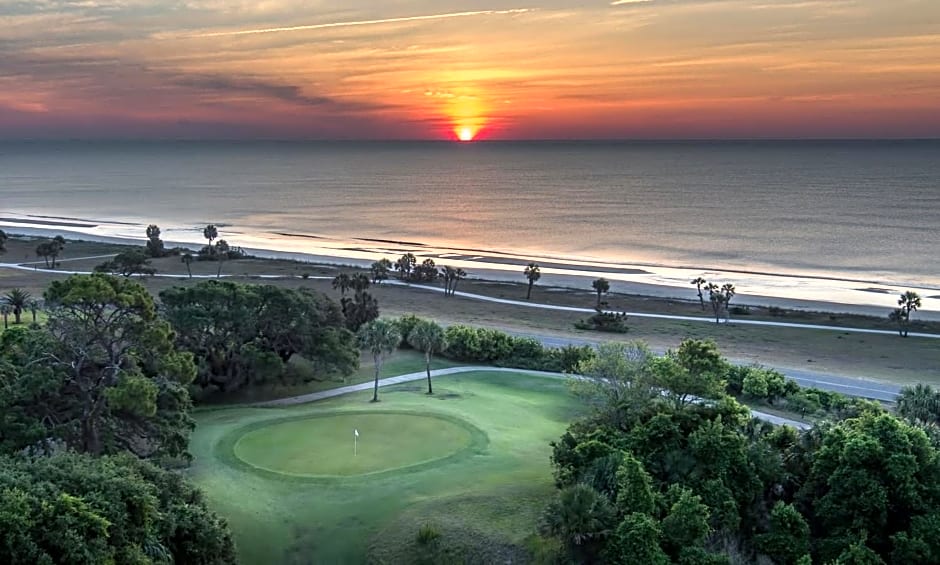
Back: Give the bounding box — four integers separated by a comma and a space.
592, 278, 610, 309
181, 253, 194, 278
203, 224, 218, 249
453, 268, 466, 294
524, 262, 541, 300
721, 283, 736, 321
0, 304, 10, 330
691, 277, 707, 311
897, 383, 940, 424
3, 288, 31, 325
0, 228, 7, 253
357, 319, 402, 402
26, 298, 42, 323
408, 319, 446, 394
215, 240, 230, 278
894, 291, 923, 337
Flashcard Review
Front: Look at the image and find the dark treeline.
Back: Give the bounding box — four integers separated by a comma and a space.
534, 341, 940, 564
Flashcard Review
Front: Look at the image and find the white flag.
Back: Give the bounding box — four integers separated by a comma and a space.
354, 429, 359, 437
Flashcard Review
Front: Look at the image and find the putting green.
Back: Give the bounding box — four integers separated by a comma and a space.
231, 412, 478, 477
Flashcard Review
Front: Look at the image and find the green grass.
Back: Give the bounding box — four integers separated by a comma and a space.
189, 371, 581, 564
197, 349, 461, 405
232, 412, 479, 477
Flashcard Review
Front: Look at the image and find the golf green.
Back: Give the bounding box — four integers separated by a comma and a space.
232, 412, 477, 477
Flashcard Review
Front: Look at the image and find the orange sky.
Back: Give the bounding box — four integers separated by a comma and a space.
1, 1, 938, 139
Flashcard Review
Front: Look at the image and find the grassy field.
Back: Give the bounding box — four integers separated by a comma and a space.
3, 235, 940, 385
189, 371, 580, 564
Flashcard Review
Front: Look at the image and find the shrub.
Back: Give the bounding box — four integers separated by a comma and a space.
416, 523, 441, 546
729, 305, 751, 316
768, 306, 786, 317
551, 345, 597, 373
443, 325, 482, 361
395, 314, 422, 347
575, 310, 628, 333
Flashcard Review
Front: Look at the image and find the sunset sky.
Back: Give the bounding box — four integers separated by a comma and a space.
1, 0, 938, 140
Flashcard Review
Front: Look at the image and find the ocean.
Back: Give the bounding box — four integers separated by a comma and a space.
1, 140, 938, 313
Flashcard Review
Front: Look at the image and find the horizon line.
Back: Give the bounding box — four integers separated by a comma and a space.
1, 137, 938, 143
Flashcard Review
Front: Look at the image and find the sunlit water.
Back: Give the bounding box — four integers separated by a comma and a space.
1, 140, 938, 314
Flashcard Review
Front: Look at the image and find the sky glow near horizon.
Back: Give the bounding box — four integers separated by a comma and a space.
1, 0, 938, 139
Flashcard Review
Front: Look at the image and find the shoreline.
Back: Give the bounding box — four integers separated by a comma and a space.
3, 221, 938, 321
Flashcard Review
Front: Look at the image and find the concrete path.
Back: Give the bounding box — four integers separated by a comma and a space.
253, 366, 810, 430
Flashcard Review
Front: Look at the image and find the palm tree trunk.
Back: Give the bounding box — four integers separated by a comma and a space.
372, 358, 381, 402
526, 281, 533, 300
217, 260, 223, 278
186, 264, 192, 278
425, 351, 433, 394
13, 309, 21, 325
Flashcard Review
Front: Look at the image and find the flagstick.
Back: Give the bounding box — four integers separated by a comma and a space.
354, 435, 357, 456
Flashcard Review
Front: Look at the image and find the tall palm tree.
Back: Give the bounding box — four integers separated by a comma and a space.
203, 224, 218, 248
0, 304, 10, 330
592, 278, 610, 309
26, 298, 42, 323
3, 288, 31, 325
895, 291, 923, 337
524, 262, 541, 300
453, 268, 466, 295
357, 319, 402, 402
181, 253, 194, 278
691, 277, 707, 311
721, 283, 736, 321
408, 319, 446, 394
215, 240, 230, 278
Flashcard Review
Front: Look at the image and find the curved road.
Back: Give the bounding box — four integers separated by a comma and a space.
254, 366, 810, 429
0, 259, 910, 400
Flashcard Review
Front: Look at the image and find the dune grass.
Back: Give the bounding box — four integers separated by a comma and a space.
188, 371, 581, 564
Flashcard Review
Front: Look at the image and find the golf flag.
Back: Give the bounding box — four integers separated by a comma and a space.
354, 429, 359, 438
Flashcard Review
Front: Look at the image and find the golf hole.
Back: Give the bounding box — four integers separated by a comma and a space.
231, 412, 481, 478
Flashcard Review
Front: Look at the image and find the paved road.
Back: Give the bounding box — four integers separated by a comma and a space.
508, 331, 902, 402
4, 260, 936, 341
254, 366, 810, 429
0, 261, 909, 401
387, 281, 940, 340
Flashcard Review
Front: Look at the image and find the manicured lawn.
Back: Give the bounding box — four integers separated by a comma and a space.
196, 349, 461, 405
189, 371, 581, 564
232, 412, 478, 477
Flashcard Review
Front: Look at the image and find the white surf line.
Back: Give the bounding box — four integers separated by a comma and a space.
252, 366, 810, 430
2, 261, 935, 340
0, 262, 335, 281
384, 281, 940, 340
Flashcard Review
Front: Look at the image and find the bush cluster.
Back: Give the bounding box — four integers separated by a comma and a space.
727, 364, 879, 418
394, 317, 596, 373
575, 310, 629, 333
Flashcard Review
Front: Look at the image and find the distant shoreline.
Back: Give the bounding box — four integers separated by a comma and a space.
4, 224, 939, 321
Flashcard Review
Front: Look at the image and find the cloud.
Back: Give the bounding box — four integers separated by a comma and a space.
169, 8, 534, 39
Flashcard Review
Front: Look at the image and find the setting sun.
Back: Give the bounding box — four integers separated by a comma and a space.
456, 127, 476, 142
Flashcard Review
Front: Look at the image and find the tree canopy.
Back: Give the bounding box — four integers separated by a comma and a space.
0, 452, 236, 564
160, 281, 357, 393
0, 274, 196, 459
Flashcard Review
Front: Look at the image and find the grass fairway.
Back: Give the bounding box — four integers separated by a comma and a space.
190, 371, 581, 564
